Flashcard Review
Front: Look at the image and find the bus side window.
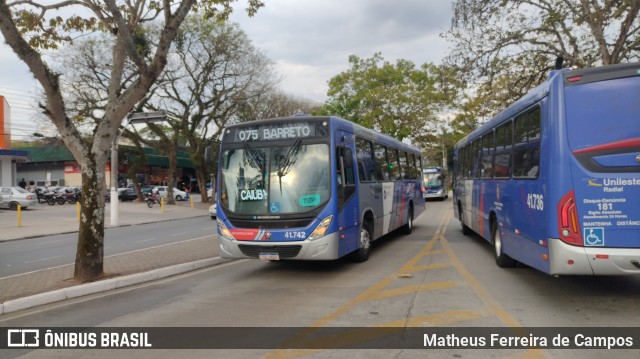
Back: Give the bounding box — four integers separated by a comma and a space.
387, 149, 401, 180
399, 151, 408, 180
356, 137, 375, 182
374, 144, 390, 181
409, 154, 418, 180
470, 139, 481, 179
514, 107, 541, 178
494, 120, 513, 178
481, 132, 494, 178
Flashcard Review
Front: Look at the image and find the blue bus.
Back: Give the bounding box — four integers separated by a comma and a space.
216, 116, 425, 262
453, 62, 640, 275
423, 166, 448, 200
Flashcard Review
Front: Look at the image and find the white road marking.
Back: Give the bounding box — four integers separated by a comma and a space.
24, 255, 62, 264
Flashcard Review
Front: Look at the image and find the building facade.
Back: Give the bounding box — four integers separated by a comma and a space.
17, 145, 195, 189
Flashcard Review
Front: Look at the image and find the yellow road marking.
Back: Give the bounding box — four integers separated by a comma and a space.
266, 215, 449, 359
404, 261, 450, 273
438, 224, 548, 358
368, 280, 459, 301
266, 210, 548, 358
268, 309, 488, 359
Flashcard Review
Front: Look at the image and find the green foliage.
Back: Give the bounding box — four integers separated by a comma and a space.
322, 53, 456, 143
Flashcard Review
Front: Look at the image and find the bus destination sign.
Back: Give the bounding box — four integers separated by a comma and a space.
226, 121, 328, 142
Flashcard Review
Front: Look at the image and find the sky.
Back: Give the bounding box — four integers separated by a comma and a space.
0, 0, 453, 140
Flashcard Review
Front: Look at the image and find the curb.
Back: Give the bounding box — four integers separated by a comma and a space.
0, 257, 230, 315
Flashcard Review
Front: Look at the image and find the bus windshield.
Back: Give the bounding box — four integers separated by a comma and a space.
423, 173, 443, 189
220, 143, 330, 216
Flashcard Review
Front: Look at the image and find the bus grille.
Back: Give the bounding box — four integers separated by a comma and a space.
238, 245, 302, 259
229, 218, 314, 229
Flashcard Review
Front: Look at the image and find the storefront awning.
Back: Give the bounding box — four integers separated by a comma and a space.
0, 149, 30, 162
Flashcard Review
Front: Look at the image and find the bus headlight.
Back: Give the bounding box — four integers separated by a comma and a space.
217, 219, 235, 240
307, 215, 333, 241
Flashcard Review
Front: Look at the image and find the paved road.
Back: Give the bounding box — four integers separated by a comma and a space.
0, 217, 217, 278
2, 198, 640, 359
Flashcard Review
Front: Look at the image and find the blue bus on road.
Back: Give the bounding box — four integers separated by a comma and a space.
453, 62, 640, 275
423, 166, 448, 200
216, 116, 425, 262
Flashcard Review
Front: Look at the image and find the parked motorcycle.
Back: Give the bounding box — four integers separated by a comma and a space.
58, 188, 81, 204
145, 192, 161, 208
34, 187, 58, 205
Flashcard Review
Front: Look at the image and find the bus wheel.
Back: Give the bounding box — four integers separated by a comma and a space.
402, 206, 413, 235
492, 220, 516, 268
459, 203, 472, 235
353, 222, 372, 262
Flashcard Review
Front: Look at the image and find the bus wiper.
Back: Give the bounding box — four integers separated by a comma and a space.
275, 139, 302, 195
243, 141, 265, 170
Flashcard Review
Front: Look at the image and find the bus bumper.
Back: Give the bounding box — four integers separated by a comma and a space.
424, 189, 447, 200
549, 238, 640, 275
219, 232, 341, 260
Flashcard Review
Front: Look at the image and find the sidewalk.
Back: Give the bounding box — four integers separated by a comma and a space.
0, 196, 225, 314
0, 196, 211, 241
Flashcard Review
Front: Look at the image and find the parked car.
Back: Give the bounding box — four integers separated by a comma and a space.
206, 188, 216, 200
118, 188, 140, 201
0, 186, 38, 210
208, 202, 217, 219
105, 188, 131, 202
153, 186, 187, 201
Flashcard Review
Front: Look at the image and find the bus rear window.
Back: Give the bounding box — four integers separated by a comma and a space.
565, 76, 639, 152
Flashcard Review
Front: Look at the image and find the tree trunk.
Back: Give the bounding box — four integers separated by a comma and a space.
74, 156, 107, 281
192, 154, 210, 202
195, 164, 209, 203
167, 146, 177, 205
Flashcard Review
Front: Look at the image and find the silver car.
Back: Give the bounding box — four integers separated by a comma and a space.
0, 186, 38, 210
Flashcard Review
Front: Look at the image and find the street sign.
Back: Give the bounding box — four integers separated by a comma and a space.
128, 111, 167, 123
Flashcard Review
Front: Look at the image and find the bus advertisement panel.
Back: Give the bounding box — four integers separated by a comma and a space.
216, 116, 425, 262
453, 62, 640, 275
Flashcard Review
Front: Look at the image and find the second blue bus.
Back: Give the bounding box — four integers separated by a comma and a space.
453, 62, 640, 275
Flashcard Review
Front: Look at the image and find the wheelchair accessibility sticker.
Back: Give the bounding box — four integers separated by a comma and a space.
584, 227, 605, 246
270, 202, 280, 213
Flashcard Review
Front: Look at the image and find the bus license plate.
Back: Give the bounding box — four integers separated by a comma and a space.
259, 253, 280, 261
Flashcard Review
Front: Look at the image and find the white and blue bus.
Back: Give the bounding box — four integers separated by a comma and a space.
216, 116, 425, 262
453, 62, 640, 275
423, 166, 448, 200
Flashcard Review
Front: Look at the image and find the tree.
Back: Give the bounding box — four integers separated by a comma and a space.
322, 53, 456, 145
0, 0, 263, 281
238, 90, 321, 122
445, 0, 640, 114
143, 17, 278, 203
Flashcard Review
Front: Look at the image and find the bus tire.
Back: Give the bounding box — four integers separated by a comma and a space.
492, 220, 516, 268
352, 221, 372, 262
402, 205, 413, 235
459, 203, 472, 235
